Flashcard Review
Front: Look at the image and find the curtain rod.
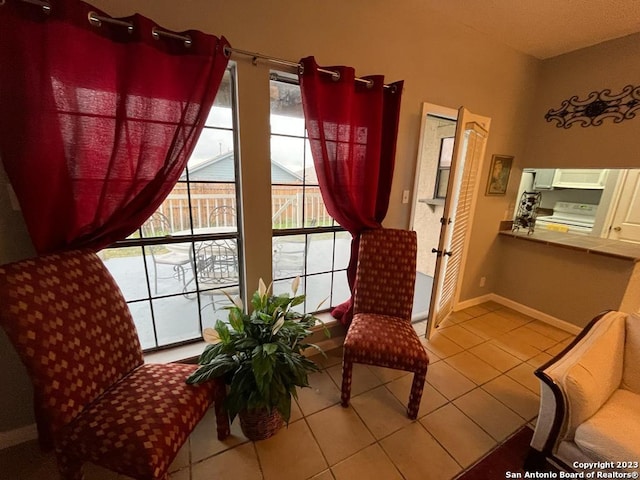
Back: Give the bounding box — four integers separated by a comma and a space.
13, 0, 396, 90
224, 46, 396, 90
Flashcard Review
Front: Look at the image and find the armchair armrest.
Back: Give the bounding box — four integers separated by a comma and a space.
531, 310, 627, 458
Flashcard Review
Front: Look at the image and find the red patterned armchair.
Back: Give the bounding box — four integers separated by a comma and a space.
341, 228, 429, 419
0, 250, 229, 480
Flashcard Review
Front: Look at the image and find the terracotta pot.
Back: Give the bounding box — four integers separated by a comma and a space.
238, 408, 284, 441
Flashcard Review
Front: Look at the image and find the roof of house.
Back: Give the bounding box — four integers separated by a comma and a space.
182, 152, 303, 183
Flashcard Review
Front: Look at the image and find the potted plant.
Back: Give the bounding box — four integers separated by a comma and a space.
186, 277, 326, 441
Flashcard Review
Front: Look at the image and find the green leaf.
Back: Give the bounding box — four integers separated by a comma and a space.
263, 342, 278, 356
289, 295, 305, 307
215, 320, 231, 344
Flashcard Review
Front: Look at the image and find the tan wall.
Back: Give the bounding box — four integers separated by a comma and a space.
496, 237, 633, 327
0, 0, 539, 436
493, 32, 640, 324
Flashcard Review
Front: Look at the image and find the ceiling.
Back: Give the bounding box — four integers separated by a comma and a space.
420, 0, 640, 59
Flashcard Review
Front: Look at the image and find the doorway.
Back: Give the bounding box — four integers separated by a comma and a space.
410, 104, 457, 322
410, 103, 491, 337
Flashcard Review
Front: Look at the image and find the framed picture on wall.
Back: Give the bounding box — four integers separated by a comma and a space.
485, 154, 513, 195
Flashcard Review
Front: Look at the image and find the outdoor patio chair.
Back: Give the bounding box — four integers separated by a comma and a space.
191, 238, 240, 311
0, 249, 230, 480
142, 212, 191, 293
340, 228, 430, 419
208, 205, 236, 228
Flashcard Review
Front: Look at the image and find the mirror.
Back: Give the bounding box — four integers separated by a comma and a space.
513, 168, 640, 244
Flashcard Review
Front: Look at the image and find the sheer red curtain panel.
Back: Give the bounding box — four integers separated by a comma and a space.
0, 0, 230, 253
298, 56, 403, 325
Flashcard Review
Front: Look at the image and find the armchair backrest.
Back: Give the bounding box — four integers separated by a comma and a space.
0, 250, 144, 438
353, 228, 417, 321
623, 313, 640, 393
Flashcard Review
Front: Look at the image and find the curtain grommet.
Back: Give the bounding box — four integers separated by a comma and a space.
223, 45, 232, 58
298, 64, 305, 76
332, 71, 340, 82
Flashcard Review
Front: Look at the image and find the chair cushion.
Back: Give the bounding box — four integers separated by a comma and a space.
58, 363, 216, 479
622, 313, 640, 393
574, 389, 640, 463
344, 313, 429, 372
562, 313, 625, 438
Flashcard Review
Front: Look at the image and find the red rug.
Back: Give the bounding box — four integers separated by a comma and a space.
456, 427, 559, 480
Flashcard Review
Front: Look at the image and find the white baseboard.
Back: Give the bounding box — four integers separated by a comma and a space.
0, 423, 37, 451
458, 293, 582, 335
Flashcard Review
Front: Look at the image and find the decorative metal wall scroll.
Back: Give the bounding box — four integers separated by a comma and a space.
513, 191, 542, 235
545, 84, 640, 128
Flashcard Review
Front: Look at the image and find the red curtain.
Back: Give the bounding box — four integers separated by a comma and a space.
299, 56, 403, 325
0, 0, 230, 254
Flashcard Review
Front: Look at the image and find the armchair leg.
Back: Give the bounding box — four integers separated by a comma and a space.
341, 358, 353, 407
407, 370, 427, 420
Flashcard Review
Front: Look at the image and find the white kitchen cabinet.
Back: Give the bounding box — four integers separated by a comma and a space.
552, 169, 609, 189
532, 169, 556, 190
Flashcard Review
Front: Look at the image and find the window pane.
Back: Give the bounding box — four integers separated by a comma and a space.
439, 137, 454, 168
271, 135, 305, 179
436, 169, 450, 198
189, 183, 237, 231
303, 140, 317, 184
200, 290, 239, 329
270, 80, 304, 136
153, 295, 201, 347
143, 243, 192, 297
304, 186, 331, 227
205, 69, 233, 128
331, 270, 350, 308
272, 186, 302, 229
306, 273, 332, 314
273, 234, 305, 280
128, 300, 156, 350
334, 231, 351, 270
101, 247, 149, 302
273, 277, 305, 315
307, 232, 333, 275
189, 129, 234, 176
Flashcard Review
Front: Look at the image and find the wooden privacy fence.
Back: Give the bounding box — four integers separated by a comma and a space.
155, 185, 332, 231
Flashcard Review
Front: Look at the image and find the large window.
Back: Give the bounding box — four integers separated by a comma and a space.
269, 72, 350, 314
100, 66, 241, 351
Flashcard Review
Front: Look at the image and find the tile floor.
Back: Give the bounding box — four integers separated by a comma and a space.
0, 302, 575, 480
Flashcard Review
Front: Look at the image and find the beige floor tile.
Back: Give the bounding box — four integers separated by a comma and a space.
309, 347, 345, 369
461, 317, 505, 340
454, 388, 525, 441
192, 442, 261, 480
421, 403, 496, 468
438, 324, 486, 349
526, 321, 574, 342
493, 308, 534, 327
422, 332, 464, 358
527, 351, 553, 369
84, 462, 120, 479
413, 320, 428, 335
546, 338, 574, 356
445, 351, 501, 385
332, 444, 403, 480
509, 325, 559, 350
296, 370, 342, 416
506, 363, 540, 394
448, 310, 474, 324
420, 339, 442, 362
312, 470, 336, 480
290, 396, 304, 423
351, 386, 412, 439
190, 409, 247, 463
169, 441, 190, 472
426, 360, 475, 400
0, 440, 58, 480
326, 362, 382, 396
491, 336, 541, 361
483, 376, 540, 420
256, 419, 328, 480
169, 468, 190, 480
380, 423, 462, 480
459, 305, 491, 318
470, 342, 522, 372
386, 374, 448, 418
479, 301, 504, 312
306, 404, 375, 466
368, 365, 410, 383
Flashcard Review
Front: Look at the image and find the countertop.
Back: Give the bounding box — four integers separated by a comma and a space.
498, 228, 640, 262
